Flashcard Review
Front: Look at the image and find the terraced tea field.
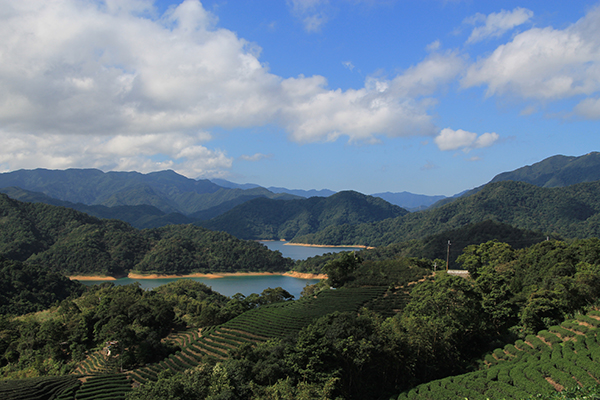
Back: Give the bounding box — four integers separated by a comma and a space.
128, 286, 388, 384
0, 374, 132, 400
396, 310, 600, 399
0, 286, 389, 399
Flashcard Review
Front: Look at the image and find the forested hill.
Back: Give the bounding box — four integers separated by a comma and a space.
0, 193, 292, 276
0, 168, 299, 216
197, 190, 409, 240
490, 151, 600, 188
293, 180, 600, 247
430, 152, 600, 210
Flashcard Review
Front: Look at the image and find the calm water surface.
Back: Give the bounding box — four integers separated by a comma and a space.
258, 240, 362, 260
81, 241, 361, 299
81, 275, 317, 299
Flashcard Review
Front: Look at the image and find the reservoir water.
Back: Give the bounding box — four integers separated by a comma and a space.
258, 240, 362, 260
80, 241, 362, 299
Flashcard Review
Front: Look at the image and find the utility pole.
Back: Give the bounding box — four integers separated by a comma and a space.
446, 240, 451, 271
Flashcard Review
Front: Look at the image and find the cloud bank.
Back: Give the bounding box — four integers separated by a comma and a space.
0, 0, 459, 176
4, 1, 600, 178
462, 5, 600, 113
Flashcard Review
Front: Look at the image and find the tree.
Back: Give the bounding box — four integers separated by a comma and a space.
401, 274, 485, 380
323, 252, 361, 288
456, 240, 515, 279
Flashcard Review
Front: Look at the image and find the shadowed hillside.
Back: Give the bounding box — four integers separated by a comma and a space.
293, 180, 600, 246
198, 190, 409, 240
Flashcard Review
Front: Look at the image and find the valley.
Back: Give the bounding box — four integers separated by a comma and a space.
2, 152, 600, 399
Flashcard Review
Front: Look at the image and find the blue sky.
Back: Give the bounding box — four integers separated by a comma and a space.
1, 1, 599, 195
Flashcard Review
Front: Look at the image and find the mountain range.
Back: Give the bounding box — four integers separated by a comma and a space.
211, 178, 448, 210
1, 151, 600, 247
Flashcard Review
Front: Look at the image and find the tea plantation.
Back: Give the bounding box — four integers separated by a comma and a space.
0, 286, 389, 399
396, 310, 600, 399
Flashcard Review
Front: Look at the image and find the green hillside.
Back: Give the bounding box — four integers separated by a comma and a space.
396, 311, 600, 400
294, 220, 551, 273
0, 258, 85, 315
3, 237, 600, 399
198, 190, 409, 240
0, 193, 292, 276
294, 180, 600, 246
490, 152, 600, 188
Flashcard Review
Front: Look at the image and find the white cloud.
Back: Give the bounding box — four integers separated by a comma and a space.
0, 130, 232, 178
240, 153, 272, 162
0, 0, 462, 176
342, 61, 355, 71
287, 0, 330, 33
389, 51, 465, 98
462, 5, 600, 103
434, 128, 499, 151
474, 132, 499, 148
465, 7, 533, 44
278, 51, 465, 144
426, 40, 441, 52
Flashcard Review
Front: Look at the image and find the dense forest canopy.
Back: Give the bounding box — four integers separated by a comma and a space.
293, 180, 600, 247
198, 190, 409, 240
2, 237, 600, 399
4, 158, 600, 399
294, 220, 551, 273
0, 193, 293, 276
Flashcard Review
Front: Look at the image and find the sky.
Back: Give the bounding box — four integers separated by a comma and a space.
1, 0, 600, 196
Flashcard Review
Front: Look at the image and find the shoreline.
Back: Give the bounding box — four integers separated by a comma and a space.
258, 239, 372, 249
285, 242, 374, 249
69, 271, 327, 281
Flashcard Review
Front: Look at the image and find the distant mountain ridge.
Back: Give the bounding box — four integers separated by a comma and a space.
429, 151, 600, 209
211, 178, 445, 209
0, 186, 195, 229
211, 178, 337, 198
371, 191, 447, 211
0, 168, 299, 218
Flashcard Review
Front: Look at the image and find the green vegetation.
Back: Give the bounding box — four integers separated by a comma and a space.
9, 237, 600, 398
294, 219, 549, 273
5, 169, 600, 399
0, 258, 85, 315
198, 190, 409, 240
293, 180, 600, 246
0, 280, 297, 380
0, 193, 292, 276
489, 151, 600, 188
396, 312, 600, 399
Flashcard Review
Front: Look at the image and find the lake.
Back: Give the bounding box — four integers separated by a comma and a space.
258, 240, 362, 260
81, 274, 318, 299
80, 241, 361, 299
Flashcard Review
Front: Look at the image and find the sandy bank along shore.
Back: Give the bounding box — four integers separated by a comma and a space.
68, 275, 118, 281
285, 242, 374, 249
283, 271, 328, 280
70, 271, 327, 281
